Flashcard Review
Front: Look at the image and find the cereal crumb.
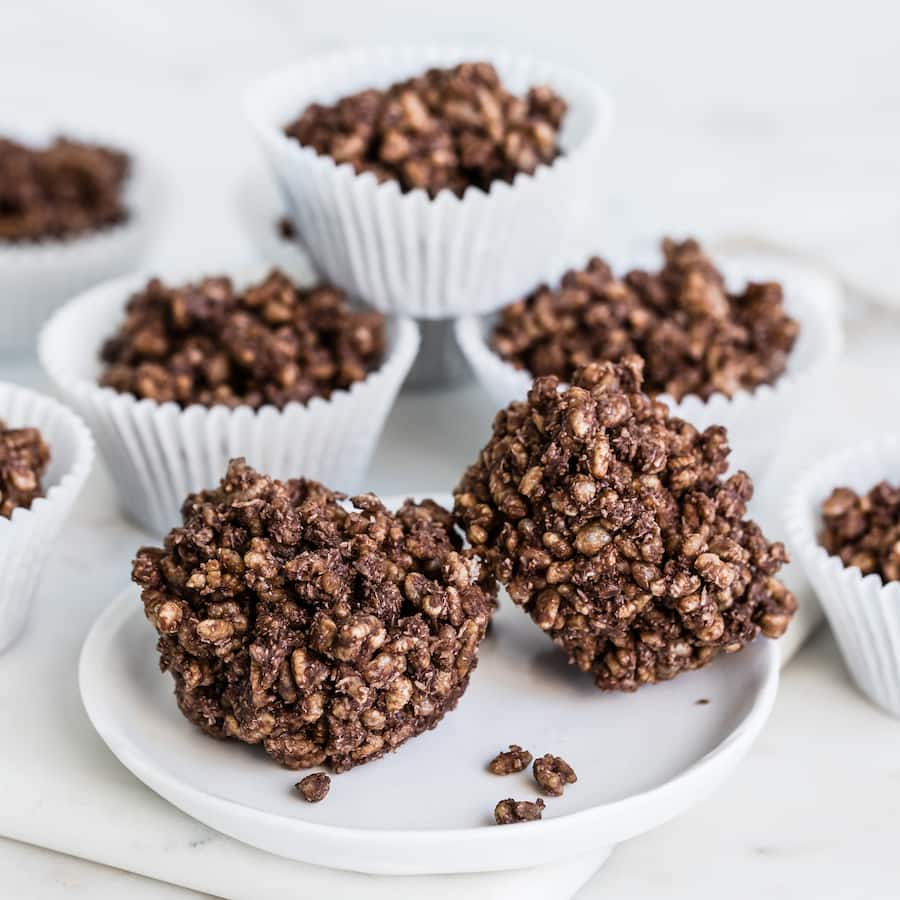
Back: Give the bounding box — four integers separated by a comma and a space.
696, 698, 710, 705
488, 744, 533, 775
533, 754, 577, 796
494, 797, 545, 825
296, 773, 331, 803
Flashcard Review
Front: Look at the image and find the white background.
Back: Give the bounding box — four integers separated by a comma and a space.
3, 0, 899, 276
2, 1, 900, 897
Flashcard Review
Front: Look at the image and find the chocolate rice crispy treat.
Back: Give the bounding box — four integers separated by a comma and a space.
454, 356, 796, 691
295, 772, 331, 802
285, 62, 566, 198
488, 744, 533, 775
820, 482, 900, 581
492, 238, 800, 402
0, 136, 129, 241
532, 754, 576, 796
0, 420, 51, 519
132, 459, 496, 773
99, 270, 385, 409
494, 797, 545, 825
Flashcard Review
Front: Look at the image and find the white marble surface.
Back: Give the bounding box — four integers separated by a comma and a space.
0, 839, 203, 900
2, 1, 900, 897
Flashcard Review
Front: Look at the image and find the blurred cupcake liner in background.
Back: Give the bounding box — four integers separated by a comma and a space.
0, 128, 157, 353
786, 436, 900, 718
0, 381, 94, 651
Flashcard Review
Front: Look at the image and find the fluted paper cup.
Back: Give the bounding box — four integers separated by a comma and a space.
38, 269, 419, 536
0, 133, 156, 354
245, 45, 614, 319
785, 436, 900, 717
235, 171, 471, 389
0, 381, 94, 651
457, 254, 843, 478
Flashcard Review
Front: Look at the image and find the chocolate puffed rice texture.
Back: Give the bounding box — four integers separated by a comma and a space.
454, 355, 796, 692
494, 797, 545, 825
99, 270, 385, 409
532, 753, 576, 796
285, 62, 566, 198
488, 744, 533, 775
492, 238, 799, 402
819, 481, 900, 582
0, 420, 50, 519
296, 772, 330, 802
132, 459, 496, 773
0, 136, 129, 242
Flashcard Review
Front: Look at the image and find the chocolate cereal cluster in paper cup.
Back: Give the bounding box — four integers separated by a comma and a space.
786, 437, 900, 718
246, 45, 614, 320
457, 239, 842, 477
39, 266, 418, 535
0, 130, 155, 351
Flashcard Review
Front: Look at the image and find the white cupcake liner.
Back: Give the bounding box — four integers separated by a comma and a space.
0, 134, 156, 354
456, 253, 843, 478
235, 171, 471, 390
245, 45, 614, 319
38, 268, 420, 537
785, 436, 900, 718
0, 381, 94, 652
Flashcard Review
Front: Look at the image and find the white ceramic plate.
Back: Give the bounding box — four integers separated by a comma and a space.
80, 496, 779, 876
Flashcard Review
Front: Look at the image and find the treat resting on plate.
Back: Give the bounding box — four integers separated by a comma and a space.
0, 136, 129, 242
132, 459, 496, 773
455, 356, 796, 691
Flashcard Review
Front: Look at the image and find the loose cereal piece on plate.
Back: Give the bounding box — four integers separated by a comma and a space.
494, 797, 545, 825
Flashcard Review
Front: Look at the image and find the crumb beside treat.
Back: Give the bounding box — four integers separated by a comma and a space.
488, 744, 533, 775
285, 62, 566, 198
454, 355, 796, 692
296, 772, 331, 803
532, 754, 577, 797
494, 797, 545, 825
819, 482, 900, 581
0, 420, 50, 518
492, 238, 800, 402
98, 270, 386, 409
0, 136, 129, 242
132, 459, 495, 773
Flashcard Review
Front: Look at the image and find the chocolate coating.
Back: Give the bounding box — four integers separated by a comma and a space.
133, 459, 495, 772
455, 356, 796, 691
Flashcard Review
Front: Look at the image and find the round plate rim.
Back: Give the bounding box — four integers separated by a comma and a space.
80, 583, 779, 868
